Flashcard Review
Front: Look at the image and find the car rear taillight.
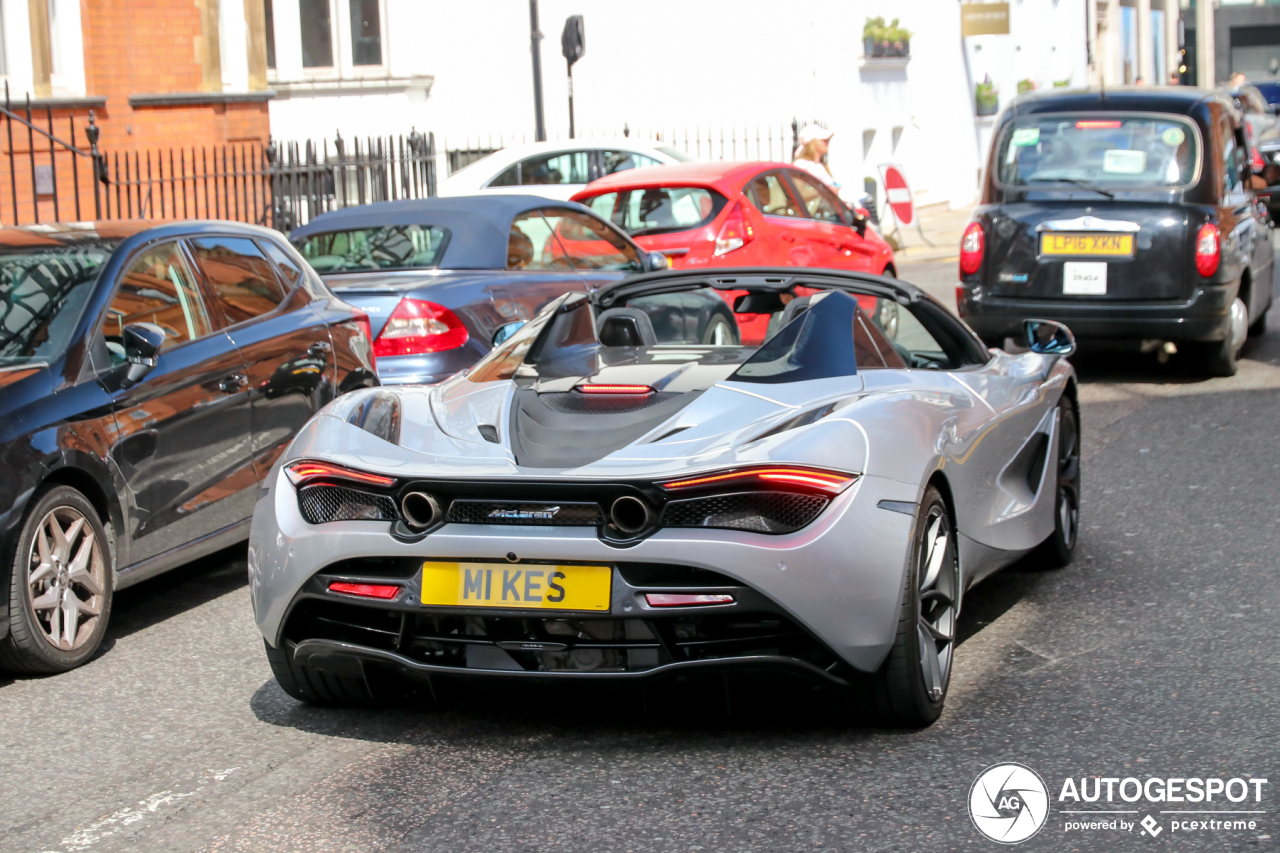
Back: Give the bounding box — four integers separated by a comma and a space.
374, 298, 469, 357
576, 383, 653, 395
352, 311, 376, 372
1195, 222, 1221, 278
285, 460, 396, 489
661, 466, 856, 496
959, 221, 985, 276
714, 202, 754, 256
329, 582, 401, 599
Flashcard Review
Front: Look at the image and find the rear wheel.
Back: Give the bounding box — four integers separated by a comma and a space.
701, 316, 738, 346
1034, 397, 1080, 569
1194, 296, 1248, 377
850, 485, 957, 727
0, 486, 113, 674
265, 640, 380, 706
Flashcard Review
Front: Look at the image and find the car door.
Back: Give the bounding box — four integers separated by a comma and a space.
101, 239, 255, 565
187, 235, 334, 482
744, 171, 813, 265
1230, 120, 1277, 318
789, 170, 878, 272
486, 150, 594, 201
784, 170, 847, 269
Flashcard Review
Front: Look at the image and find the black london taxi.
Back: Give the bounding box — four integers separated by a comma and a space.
957, 86, 1276, 375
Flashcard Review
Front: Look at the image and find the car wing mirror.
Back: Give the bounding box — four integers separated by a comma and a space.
1023, 319, 1076, 358
492, 321, 525, 347
644, 250, 669, 272
122, 322, 165, 384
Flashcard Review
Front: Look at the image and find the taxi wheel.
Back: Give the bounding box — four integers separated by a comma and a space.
265, 640, 380, 706
1194, 296, 1248, 377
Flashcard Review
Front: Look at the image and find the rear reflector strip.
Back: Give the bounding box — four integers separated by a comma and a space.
645, 593, 735, 607
328, 581, 401, 599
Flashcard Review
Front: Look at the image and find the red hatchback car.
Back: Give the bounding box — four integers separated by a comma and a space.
571, 161, 895, 276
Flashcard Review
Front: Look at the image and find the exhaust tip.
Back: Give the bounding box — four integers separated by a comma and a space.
610, 496, 653, 535
401, 491, 442, 530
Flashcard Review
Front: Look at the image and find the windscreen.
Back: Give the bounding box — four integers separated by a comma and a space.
0, 245, 115, 366
586, 187, 727, 236
996, 114, 1199, 190
295, 225, 448, 272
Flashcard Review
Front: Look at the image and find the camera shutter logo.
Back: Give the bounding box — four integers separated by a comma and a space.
969, 763, 1051, 844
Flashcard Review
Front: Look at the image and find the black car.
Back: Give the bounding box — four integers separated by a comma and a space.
0, 220, 376, 673
958, 87, 1276, 375
288, 196, 705, 386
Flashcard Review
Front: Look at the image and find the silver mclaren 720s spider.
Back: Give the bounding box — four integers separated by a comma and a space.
248, 267, 1080, 726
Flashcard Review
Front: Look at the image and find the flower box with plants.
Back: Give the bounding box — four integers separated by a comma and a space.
976, 75, 999, 116
863, 17, 912, 58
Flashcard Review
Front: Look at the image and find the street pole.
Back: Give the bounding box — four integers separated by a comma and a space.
1196, 0, 1214, 87
529, 0, 546, 142
567, 61, 575, 139
561, 16, 585, 141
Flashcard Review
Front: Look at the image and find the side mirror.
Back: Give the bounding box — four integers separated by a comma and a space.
644, 250, 669, 272
1023, 319, 1076, 357
492, 321, 525, 347
122, 322, 165, 383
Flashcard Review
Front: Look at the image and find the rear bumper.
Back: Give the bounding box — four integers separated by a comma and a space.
958, 282, 1235, 343
374, 350, 473, 385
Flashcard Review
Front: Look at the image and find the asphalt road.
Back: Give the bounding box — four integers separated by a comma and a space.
3, 260, 1278, 853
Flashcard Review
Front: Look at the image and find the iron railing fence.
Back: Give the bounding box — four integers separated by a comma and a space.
0, 91, 436, 232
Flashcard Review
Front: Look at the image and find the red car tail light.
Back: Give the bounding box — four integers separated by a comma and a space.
714, 202, 754, 257
374, 298, 469, 357
661, 466, 856, 496
645, 593, 735, 607
352, 311, 376, 372
328, 581, 401, 599
576, 383, 653, 395
1195, 222, 1220, 278
285, 460, 397, 489
959, 221, 984, 276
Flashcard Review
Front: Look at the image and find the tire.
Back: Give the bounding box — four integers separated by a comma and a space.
0, 486, 113, 674
1034, 397, 1080, 569
1248, 305, 1269, 338
265, 639, 379, 706
1194, 295, 1248, 377
850, 484, 958, 727
701, 315, 738, 346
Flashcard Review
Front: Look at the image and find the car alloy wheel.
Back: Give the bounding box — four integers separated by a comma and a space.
917, 503, 957, 702
1229, 296, 1248, 354
1056, 404, 1080, 553
26, 505, 105, 651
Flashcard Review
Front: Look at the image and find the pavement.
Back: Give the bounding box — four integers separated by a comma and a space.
3, 252, 1279, 852
884, 201, 974, 265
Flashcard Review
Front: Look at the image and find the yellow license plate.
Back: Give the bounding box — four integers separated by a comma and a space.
1040, 232, 1134, 257
420, 561, 612, 611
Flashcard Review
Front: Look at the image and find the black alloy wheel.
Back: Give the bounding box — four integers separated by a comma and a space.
1036, 396, 1080, 568
851, 483, 958, 727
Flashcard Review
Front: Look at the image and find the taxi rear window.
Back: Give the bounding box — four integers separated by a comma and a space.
995, 114, 1200, 190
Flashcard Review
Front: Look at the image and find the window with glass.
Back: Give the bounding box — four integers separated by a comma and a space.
0, 244, 113, 366
295, 225, 448, 272
1221, 120, 1243, 193
789, 171, 846, 223
264, 0, 276, 69
104, 243, 212, 362
587, 187, 728, 236
349, 0, 382, 65
517, 151, 590, 186
995, 114, 1201, 190
188, 237, 286, 324
748, 173, 802, 217
600, 150, 663, 176
299, 0, 334, 67
507, 210, 641, 272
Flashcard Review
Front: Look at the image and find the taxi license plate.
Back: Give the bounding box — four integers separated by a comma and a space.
420, 561, 612, 611
1040, 232, 1134, 257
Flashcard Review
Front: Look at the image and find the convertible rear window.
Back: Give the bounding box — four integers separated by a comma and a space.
0, 244, 115, 366
294, 225, 448, 272
995, 113, 1200, 190
585, 187, 727, 237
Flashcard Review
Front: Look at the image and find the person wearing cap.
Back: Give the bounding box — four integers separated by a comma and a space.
793, 124, 838, 189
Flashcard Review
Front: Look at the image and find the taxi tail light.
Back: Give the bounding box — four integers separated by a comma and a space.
959, 221, 985, 276
374, 298, 469, 357
329, 581, 401, 599
660, 466, 857, 496
1075, 120, 1122, 129
714, 202, 754, 257
285, 460, 397, 489
1195, 222, 1221, 277
645, 593, 735, 607
352, 311, 376, 372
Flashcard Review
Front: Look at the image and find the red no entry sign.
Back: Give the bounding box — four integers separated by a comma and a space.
883, 165, 914, 226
